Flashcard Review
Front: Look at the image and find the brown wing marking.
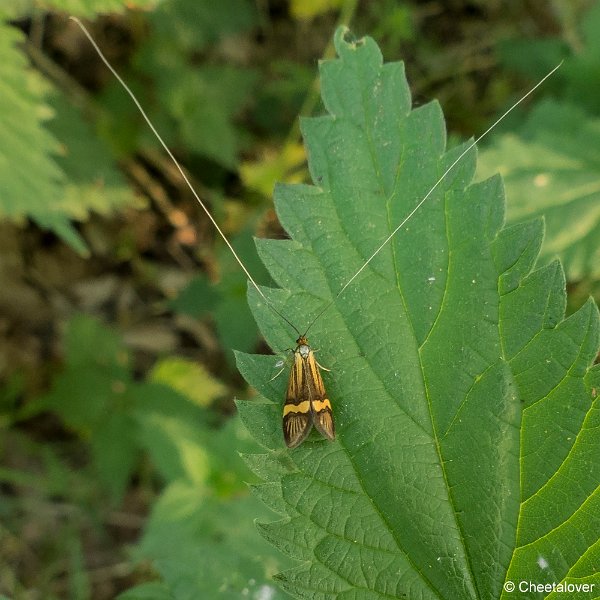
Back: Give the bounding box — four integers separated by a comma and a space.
282, 349, 312, 448
305, 351, 335, 441
311, 398, 335, 441
282, 339, 335, 447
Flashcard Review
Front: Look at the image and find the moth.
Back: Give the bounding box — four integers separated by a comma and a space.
72, 17, 560, 449
282, 336, 335, 448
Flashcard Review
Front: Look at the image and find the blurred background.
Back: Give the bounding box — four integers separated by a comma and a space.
1, 1, 599, 598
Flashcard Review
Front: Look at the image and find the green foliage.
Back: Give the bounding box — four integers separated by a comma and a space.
0, 21, 84, 252
497, 2, 600, 115
7, 314, 286, 597
129, 0, 258, 169
27, 315, 140, 500
0, 15, 141, 254
26, 315, 230, 501
146, 0, 255, 52
124, 483, 293, 600
46, 91, 141, 219
150, 356, 227, 407
236, 28, 600, 598
482, 2, 600, 282
4, 0, 158, 20
172, 227, 273, 363
478, 100, 600, 280
0, 0, 257, 255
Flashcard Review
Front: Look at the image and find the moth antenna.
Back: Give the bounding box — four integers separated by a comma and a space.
302, 60, 563, 338
70, 16, 301, 338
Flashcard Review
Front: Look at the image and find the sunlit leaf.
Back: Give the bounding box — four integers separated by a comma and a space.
151, 357, 227, 407
478, 100, 600, 280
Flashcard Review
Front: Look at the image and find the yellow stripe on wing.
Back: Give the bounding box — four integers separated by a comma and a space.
311, 399, 331, 412
283, 400, 311, 416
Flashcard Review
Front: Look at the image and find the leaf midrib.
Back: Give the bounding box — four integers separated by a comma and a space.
320, 82, 482, 598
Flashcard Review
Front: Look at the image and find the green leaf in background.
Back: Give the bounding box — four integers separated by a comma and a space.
147, 0, 255, 53
30, 314, 138, 501
117, 581, 174, 600
155, 64, 258, 169
132, 0, 258, 168
150, 356, 227, 407
0, 15, 144, 254
0, 21, 84, 252
478, 99, 600, 280
488, 3, 600, 283
497, 2, 600, 116
28, 315, 244, 501
130, 484, 293, 600
46, 91, 140, 219
172, 227, 272, 364
13, 0, 160, 20
236, 27, 600, 599
129, 401, 293, 598
290, 0, 344, 20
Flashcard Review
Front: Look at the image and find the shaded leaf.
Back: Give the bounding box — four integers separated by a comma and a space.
132, 0, 258, 168
31, 315, 137, 501
117, 582, 174, 600
133, 384, 257, 493
46, 92, 139, 220
498, 2, 600, 115
172, 228, 272, 364
478, 99, 600, 280
0, 18, 142, 254
135, 482, 293, 600
22, 0, 159, 19
147, 0, 255, 53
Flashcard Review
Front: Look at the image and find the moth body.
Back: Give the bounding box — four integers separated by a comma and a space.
282, 336, 335, 448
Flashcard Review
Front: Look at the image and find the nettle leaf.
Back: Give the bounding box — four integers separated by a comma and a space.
478, 100, 600, 281
0, 21, 77, 247
132, 483, 293, 600
0, 19, 139, 255
236, 28, 600, 599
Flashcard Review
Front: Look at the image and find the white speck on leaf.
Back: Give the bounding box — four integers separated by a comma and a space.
255, 585, 276, 600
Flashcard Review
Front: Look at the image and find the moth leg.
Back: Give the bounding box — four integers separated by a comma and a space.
311, 348, 331, 372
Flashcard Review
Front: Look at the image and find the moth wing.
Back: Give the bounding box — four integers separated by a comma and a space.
283, 412, 313, 448
305, 351, 335, 442
312, 401, 335, 441
283, 349, 313, 448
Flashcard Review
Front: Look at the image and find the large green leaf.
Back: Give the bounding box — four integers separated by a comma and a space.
236, 28, 600, 599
